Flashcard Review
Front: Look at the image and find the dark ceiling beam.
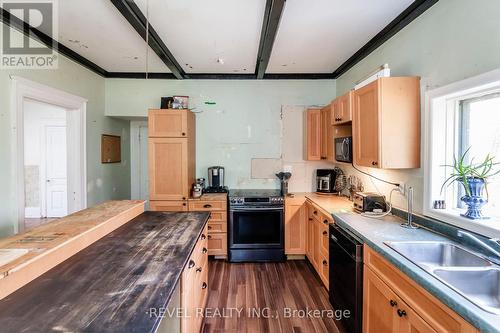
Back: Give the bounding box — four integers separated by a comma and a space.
0, 7, 108, 77
110, 0, 185, 79
332, 0, 439, 79
106, 72, 336, 80
255, 0, 286, 79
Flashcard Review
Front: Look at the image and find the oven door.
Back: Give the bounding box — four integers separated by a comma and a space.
229, 206, 284, 249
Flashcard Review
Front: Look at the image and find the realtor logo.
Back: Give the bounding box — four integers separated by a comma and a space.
1, 0, 58, 69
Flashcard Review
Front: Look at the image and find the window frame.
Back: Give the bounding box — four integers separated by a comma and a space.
424, 68, 500, 238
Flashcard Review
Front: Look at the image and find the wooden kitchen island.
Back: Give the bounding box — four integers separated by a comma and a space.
0, 205, 210, 333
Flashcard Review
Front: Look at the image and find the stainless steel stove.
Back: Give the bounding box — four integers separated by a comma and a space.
228, 189, 285, 262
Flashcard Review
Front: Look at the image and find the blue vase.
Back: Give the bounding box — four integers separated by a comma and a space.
460, 177, 488, 220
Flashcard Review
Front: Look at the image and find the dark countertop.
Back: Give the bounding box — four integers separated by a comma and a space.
0, 211, 210, 333
332, 212, 500, 333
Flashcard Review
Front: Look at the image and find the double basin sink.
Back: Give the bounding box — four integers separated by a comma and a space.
384, 241, 500, 315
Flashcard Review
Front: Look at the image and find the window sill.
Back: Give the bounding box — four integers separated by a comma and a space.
424, 209, 500, 238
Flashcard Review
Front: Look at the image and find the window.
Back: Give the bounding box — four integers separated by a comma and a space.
425, 69, 500, 236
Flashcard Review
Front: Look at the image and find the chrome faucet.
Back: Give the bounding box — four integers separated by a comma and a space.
457, 230, 500, 264
401, 186, 419, 229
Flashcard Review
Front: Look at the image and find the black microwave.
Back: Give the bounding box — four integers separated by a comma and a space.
335, 136, 352, 163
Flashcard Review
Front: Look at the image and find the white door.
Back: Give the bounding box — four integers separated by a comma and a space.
44, 125, 68, 217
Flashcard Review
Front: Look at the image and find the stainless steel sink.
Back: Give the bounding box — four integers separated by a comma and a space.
433, 268, 500, 315
384, 241, 500, 314
385, 241, 492, 268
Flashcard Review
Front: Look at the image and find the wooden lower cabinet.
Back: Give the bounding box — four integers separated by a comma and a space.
181, 224, 209, 333
189, 194, 228, 258
304, 200, 331, 290
150, 200, 188, 212
364, 246, 478, 333
284, 196, 307, 255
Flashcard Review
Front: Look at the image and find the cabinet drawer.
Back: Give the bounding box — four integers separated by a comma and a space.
208, 233, 227, 256
188, 200, 226, 211
208, 220, 227, 233
364, 246, 477, 333
209, 211, 226, 222
150, 200, 187, 211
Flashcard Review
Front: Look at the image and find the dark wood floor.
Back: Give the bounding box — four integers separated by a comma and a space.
202, 260, 340, 333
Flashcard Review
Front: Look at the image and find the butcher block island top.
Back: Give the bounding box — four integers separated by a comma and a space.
0, 211, 210, 333
0, 200, 145, 299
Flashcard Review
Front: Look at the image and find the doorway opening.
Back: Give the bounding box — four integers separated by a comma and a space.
130, 120, 149, 209
12, 77, 87, 233
23, 99, 68, 229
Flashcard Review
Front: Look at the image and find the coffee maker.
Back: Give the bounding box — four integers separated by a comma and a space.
205, 166, 228, 193
316, 169, 338, 194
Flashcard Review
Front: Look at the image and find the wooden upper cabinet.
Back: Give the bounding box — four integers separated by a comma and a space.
148, 109, 193, 138
304, 108, 322, 161
353, 77, 421, 169
332, 91, 353, 125
353, 80, 380, 167
284, 196, 306, 255
149, 137, 190, 200
321, 105, 334, 161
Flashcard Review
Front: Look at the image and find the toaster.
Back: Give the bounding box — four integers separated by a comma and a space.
353, 192, 387, 212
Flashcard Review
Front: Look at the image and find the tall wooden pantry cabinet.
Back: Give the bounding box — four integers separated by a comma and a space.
148, 109, 196, 211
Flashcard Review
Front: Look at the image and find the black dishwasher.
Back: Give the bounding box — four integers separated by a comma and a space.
329, 223, 363, 333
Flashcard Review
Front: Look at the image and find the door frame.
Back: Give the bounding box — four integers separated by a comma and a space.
11, 76, 87, 232
130, 120, 148, 202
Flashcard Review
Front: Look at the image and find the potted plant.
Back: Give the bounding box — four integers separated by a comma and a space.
441, 148, 500, 219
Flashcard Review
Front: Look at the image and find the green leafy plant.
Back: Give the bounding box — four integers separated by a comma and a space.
441, 147, 500, 197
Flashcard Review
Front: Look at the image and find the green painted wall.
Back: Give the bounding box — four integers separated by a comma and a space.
0, 40, 131, 237
105, 79, 336, 189
335, 0, 500, 212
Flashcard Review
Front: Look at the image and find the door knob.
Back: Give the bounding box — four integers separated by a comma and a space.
323, 231, 328, 236
397, 309, 407, 317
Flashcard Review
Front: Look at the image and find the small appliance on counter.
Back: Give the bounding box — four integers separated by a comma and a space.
192, 183, 203, 198
205, 166, 229, 193
353, 192, 387, 212
316, 169, 338, 194
276, 172, 292, 196
335, 136, 353, 163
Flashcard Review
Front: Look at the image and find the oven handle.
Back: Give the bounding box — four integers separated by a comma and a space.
230, 206, 284, 212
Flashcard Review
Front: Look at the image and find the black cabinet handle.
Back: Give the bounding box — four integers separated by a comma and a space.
208, 235, 212, 239
182, 203, 187, 206
182, 197, 186, 200
208, 225, 212, 230
201, 234, 206, 240
203, 204, 212, 208
308, 218, 313, 221
202, 247, 208, 254
182, 132, 186, 136
323, 231, 328, 236
389, 300, 397, 307
313, 211, 317, 215
202, 282, 207, 289
196, 267, 202, 273
372, 161, 378, 166
397, 309, 407, 317
323, 220, 328, 225
188, 260, 195, 269
322, 260, 328, 266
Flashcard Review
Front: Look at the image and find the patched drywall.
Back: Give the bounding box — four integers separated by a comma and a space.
106, 79, 336, 191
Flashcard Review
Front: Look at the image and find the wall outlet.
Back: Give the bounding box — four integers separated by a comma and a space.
398, 183, 409, 196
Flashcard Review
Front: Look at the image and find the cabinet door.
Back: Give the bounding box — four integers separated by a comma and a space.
338, 91, 353, 123
149, 138, 189, 200
398, 305, 438, 333
364, 267, 400, 333
148, 109, 188, 138
331, 99, 339, 125
207, 233, 227, 256
305, 109, 322, 160
353, 80, 380, 167
285, 202, 306, 255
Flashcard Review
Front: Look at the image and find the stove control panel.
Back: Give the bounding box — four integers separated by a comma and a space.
229, 196, 284, 206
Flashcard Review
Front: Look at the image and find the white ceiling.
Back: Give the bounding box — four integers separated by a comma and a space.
9, 0, 417, 75
267, 0, 414, 73
134, 0, 266, 74
54, 0, 170, 73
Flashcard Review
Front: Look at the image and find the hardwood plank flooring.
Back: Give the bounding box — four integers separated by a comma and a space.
203, 260, 340, 333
